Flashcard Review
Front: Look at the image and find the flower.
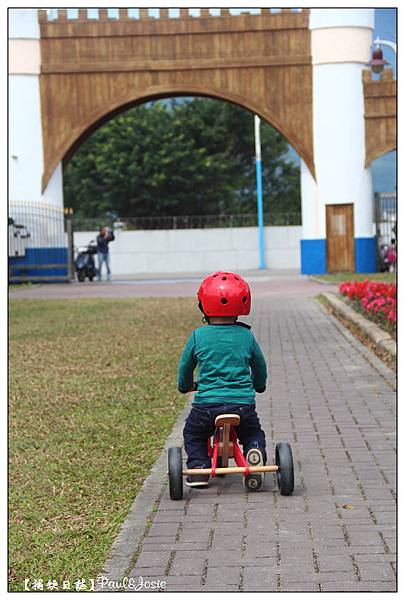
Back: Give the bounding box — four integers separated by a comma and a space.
339, 280, 396, 326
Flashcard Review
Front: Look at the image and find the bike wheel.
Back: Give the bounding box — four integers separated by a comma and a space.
275, 442, 294, 496
168, 447, 183, 500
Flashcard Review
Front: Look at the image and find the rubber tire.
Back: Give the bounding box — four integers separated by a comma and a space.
77, 270, 85, 282
275, 442, 294, 495
168, 446, 183, 500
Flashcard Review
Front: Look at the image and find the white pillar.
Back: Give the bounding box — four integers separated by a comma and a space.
9, 9, 64, 206
301, 8, 376, 273
300, 159, 326, 274
9, 9, 67, 279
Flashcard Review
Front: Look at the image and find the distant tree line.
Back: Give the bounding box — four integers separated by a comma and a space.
64, 98, 301, 219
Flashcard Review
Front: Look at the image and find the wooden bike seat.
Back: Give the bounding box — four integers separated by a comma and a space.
214, 414, 241, 427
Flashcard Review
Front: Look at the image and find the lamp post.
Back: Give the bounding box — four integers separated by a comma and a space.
373, 37, 397, 55
368, 38, 396, 75
254, 115, 266, 269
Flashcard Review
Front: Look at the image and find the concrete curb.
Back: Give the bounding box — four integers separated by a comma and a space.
321, 292, 396, 358
308, 276, 335, 285
94, 402, 191, 591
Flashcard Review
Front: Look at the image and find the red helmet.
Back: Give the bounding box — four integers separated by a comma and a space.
197, 271, 251, 317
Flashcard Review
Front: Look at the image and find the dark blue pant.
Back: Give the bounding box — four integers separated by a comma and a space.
183, 403, 267, 469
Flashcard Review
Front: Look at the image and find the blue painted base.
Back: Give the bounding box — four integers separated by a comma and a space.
355, 237, 377, 273
9, 247, 69, 280
301, 237, 377, 274
300, 239, 327, 275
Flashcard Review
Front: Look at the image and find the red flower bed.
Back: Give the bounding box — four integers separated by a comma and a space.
339, 280, 396, 334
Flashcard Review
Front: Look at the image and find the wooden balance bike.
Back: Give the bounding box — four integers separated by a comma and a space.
168, 413, 294, 500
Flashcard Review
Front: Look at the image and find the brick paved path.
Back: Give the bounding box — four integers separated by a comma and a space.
127, 297, 396, 592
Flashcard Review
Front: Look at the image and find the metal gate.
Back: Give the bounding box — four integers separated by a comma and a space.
374, 192, 397, 272
8, 202, 74, 283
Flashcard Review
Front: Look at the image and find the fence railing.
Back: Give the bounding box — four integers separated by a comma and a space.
374, 192, 396, 242
374, 192, 397, 272
72, 212, 302, 232
8, 202, 73, 282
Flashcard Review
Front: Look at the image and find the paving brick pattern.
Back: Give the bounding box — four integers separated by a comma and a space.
127, 297, 396, 592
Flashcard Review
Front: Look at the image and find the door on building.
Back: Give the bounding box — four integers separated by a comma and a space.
325, 204, 355, 272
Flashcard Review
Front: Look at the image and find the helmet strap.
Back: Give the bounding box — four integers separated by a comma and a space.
198, 301, 210, 323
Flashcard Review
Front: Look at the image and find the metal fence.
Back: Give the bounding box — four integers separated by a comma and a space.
73, 212, 302, 231
8, 202, 73, 283
374, 192, 397, 272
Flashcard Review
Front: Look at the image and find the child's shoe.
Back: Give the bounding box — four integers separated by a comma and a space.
244, 448, 264, 492
185, 467, 210, 488
246, 447, 264, 466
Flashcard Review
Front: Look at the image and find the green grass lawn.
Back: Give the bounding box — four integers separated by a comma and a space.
313, 272, 396, 283
8, 297, 200, 591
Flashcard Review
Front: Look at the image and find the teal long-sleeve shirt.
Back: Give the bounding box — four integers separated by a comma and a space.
177, 322, 267, 405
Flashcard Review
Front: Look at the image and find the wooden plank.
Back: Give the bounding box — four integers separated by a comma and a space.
183, 465, 279, 475
38, 9, 48, 22
41, 55, 311, 74
39, 13, 309, 38
220, 424, 231, 467
366, 112, 396, 119
218, 442, 234, 450
363, 72, 397, 166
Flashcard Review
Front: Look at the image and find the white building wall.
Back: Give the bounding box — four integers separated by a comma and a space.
300, 159, 321, 239
74, 226, 302, 275
9, 9, 64, 209
9, 76, 44, 204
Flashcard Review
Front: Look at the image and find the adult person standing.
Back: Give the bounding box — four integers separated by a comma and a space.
96, 226, 115, 281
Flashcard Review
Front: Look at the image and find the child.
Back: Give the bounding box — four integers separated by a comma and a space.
178, 271, 267, 489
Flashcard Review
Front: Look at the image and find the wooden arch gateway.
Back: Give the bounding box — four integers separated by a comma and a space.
38, 8, 314, 191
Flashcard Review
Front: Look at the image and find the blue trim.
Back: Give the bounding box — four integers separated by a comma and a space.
9, 247, 69, 279
300, 239, 327, 275
255, 158, 265, 269
355, 237, 377, 273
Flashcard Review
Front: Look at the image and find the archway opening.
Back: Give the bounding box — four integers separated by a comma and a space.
63, 95, 304, 274
64, 96, 301, 274
64, 96, 301, 231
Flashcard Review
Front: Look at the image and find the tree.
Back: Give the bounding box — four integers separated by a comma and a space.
63, 97, 300, 219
